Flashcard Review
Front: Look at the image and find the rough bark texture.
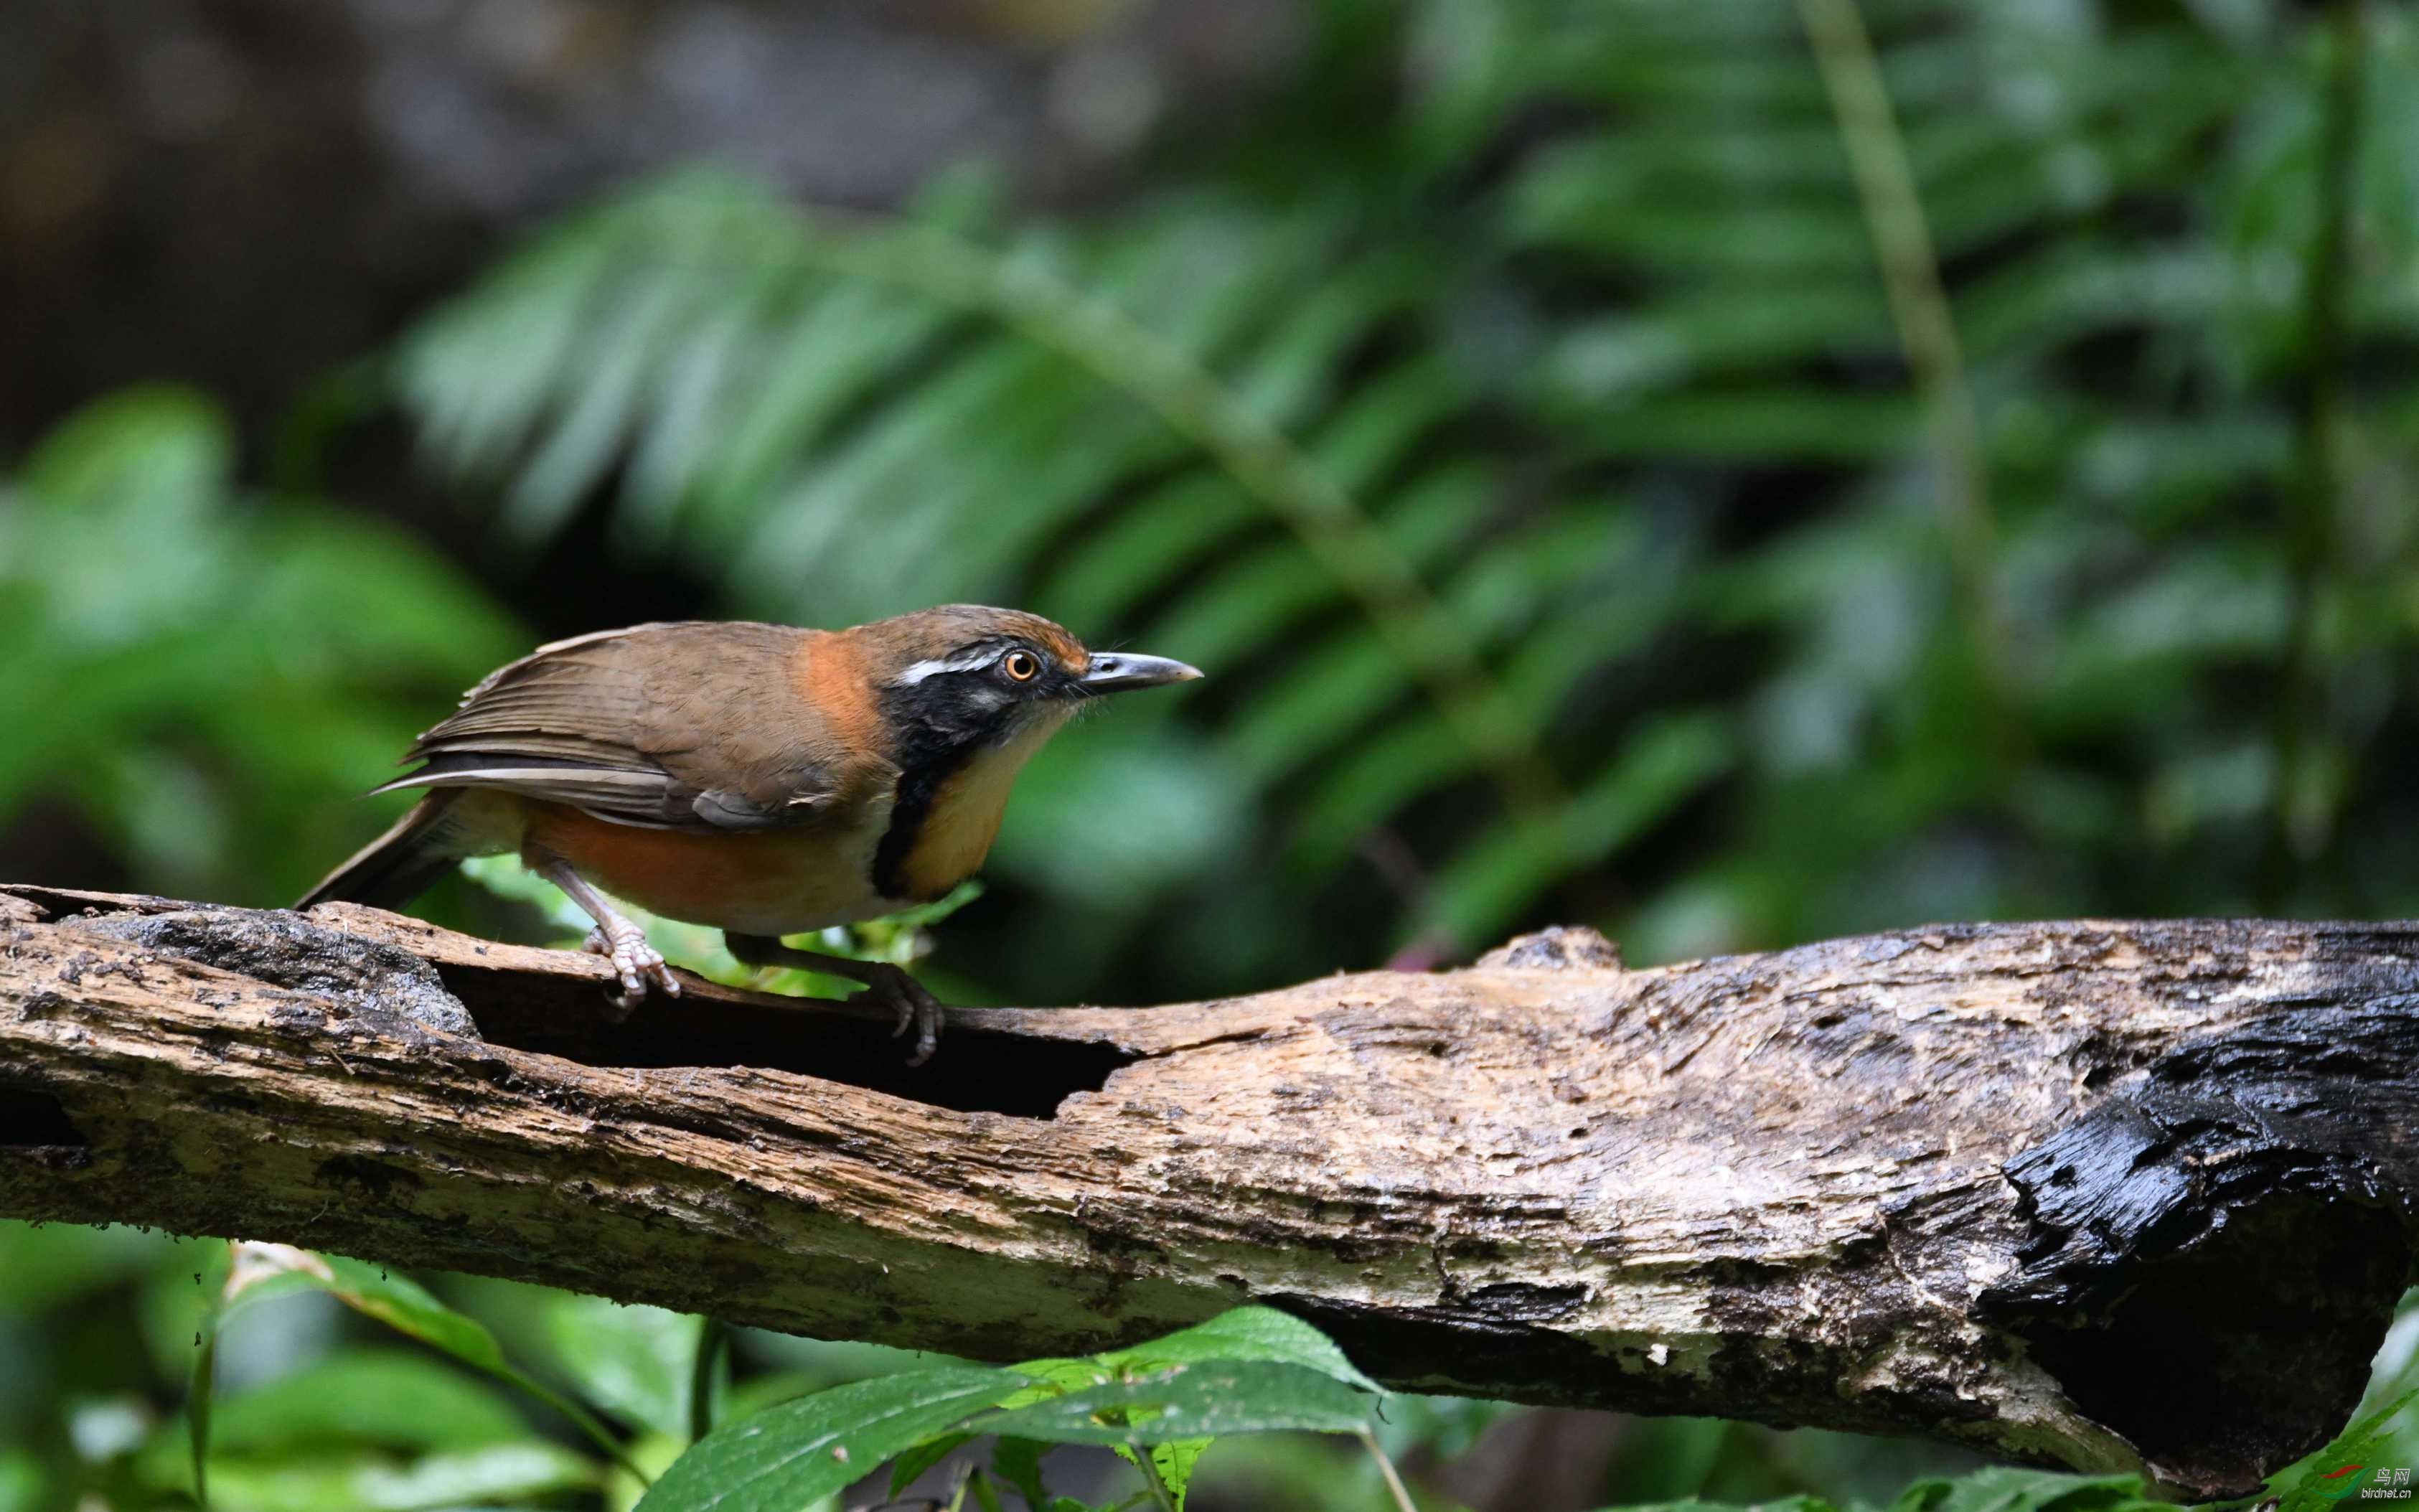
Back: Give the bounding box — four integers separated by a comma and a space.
1, 884, 2413, 1498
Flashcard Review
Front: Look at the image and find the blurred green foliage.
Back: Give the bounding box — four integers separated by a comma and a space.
0, 1222, 2410, 1511
4, 0, 2418, 1508
0, 390, 522, 907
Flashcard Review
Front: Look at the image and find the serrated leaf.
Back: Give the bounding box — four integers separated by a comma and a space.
963, 1361, 1378, 1447
1112, 1437, 1210, 1511
1096, 1306, 1380, 1393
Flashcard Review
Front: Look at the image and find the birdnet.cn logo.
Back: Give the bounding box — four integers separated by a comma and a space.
2310, 1464, 2413, 1501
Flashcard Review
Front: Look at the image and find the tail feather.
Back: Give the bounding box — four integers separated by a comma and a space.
297, 792, 468, 911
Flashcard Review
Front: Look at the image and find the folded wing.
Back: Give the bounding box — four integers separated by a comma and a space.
380, 622, 847, 830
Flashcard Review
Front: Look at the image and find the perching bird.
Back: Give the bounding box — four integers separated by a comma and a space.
299, 606, 1201, 1061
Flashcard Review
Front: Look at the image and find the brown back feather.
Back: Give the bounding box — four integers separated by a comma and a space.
393, 621, 892, 830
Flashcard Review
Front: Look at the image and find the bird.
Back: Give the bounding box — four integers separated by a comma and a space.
299, 606, 1201, 1062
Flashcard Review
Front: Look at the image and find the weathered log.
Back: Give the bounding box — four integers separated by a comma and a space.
0, 883, 2411, 1497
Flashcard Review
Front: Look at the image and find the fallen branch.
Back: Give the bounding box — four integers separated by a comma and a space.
1, 884, 2412, 1497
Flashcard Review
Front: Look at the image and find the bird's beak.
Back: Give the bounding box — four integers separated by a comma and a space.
1077, 652, 1204, 694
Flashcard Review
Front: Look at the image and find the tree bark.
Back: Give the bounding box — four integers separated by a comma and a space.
1, 883, 2412, 1498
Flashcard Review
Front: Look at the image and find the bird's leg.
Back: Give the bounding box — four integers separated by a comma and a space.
724, 931, 946, 1066
527, 850, 681, 1016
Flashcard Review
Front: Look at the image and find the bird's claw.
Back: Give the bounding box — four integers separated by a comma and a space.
855, 964, 944, 1066
581, 924, 681, 1018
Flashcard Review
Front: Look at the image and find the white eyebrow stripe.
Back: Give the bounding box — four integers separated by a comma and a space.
892, 648, 1000, 686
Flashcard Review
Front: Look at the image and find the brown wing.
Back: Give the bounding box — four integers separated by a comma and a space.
377, 622, 856, 830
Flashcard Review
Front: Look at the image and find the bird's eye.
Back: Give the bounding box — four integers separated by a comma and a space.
1002, 650, 1041, 682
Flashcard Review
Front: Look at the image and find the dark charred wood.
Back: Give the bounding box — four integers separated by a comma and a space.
1982, 1000, 2419, 1491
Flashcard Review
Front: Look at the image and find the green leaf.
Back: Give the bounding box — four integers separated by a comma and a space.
197, 1440, 598, 1512
992, 1437, 1051, 1508
887, 1430, 973, 1498
636, 1366, 1027, 1512
209, 1246, 637, 1479
997, 1303, 1380, 1451
156, 1349, 527, 1468
964, 1361, 1379, 1446
1885, 1467, 2181, 1512
2279, 1389, 2419, 1512
539, 1294, 705, 1439
1095, 1306, 1380, 1393
990, 1356, 1119, 1411
213, 1252, 517, 1396
1112, 1437, 1210, 1511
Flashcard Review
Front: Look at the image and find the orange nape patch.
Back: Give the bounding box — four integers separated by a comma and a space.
518, 802, 884, 934
895, 709, 1072, 901
789, 630, 884, 784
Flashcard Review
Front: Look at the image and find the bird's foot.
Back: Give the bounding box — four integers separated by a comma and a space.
854, 962, 945, 1067
581, 923, 681, 1018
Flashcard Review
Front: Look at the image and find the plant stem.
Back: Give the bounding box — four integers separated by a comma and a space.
2263, 0, 2366, 908
508, 1368, 654, 1485
690, 1315, 726, 1440
1133, 1442, 1181, 1512
1360, 1429, 1419, 1512
1796, 0, 2015, 742
188, 1324, 217, 1508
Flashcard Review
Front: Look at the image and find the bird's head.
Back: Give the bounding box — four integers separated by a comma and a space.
864, 604, 1201, 761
